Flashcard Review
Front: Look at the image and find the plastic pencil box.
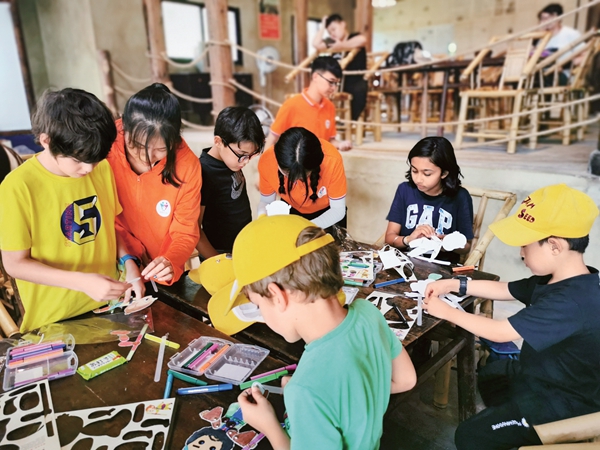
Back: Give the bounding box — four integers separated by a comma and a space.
167, 336, 269, 385
3, 334, 78, 390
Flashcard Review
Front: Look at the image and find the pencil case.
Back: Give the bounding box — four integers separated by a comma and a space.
168, 336, 270, 385
3, 351, 78, 391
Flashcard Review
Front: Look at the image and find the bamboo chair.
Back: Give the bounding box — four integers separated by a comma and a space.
0, 144, 24, 338
355, 91, 384, 145
533, 30, 599, 145
519, 411, 600, 449
455, 32, 552, 154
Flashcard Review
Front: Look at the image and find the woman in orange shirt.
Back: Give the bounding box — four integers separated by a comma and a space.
258, 127, 347, 231
107, 84, 201, 285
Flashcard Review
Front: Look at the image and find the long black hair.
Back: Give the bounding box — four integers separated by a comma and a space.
275, 127, 324, 205
122, 83, 183, 187
405, 136, 463, 197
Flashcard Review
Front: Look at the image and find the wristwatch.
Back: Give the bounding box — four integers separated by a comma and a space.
119, 254, 141, 267
455, 275, 468, 296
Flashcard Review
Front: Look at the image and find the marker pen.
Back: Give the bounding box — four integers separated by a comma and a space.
344, 279, 363, 287
196, 344, 231, 373
163, 372, 174, 399
182, 342, 214, 369
374, 278, 406, 289
250, 364, 297, 380
145, 333, 180, 349
177, 384, 233, 395
167, 369, 208, 386
188, 343, 221, 370
240, 370, 288, 390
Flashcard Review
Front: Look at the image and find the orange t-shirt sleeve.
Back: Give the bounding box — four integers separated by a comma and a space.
270, 100, 293, 137
158, 147, 202, 285
258, 149, 278, 196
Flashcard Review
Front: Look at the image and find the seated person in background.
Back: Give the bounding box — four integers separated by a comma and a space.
424, 184, 600, 450
538, 3, 583, 84
196, 106, 265, 260
258, 127, 347, 232
0, 88, 144, 333
313, 14, 367, 121
107, 83, 202, 285
265, 56, 352, 152
385, 136, 473, 264
230, 214, 416, 449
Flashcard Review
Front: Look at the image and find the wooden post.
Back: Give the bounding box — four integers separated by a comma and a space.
355, 0, 373, 53
206, 0, 235, 115
7, 0, 35, 109
142, 0, 169, 84
293, 0, 308, 91
97, 50, 118, 117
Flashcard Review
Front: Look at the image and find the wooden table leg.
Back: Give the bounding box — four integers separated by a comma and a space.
437, 71, 449, 137
456, 302, 477, 421
421, 72, 428, 138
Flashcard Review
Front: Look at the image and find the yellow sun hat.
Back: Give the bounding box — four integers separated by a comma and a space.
489, 184, 599, 247
207, 214, 334, 335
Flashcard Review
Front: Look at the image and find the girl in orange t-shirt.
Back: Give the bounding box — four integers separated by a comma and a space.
107, 83, 201, 285
258, 127, 347, 231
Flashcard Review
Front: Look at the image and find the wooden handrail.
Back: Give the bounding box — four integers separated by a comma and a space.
460, 48, 492, 80
340, 48, 360, 70
363, 51, 390, 80
523, 32, 552, 76
284, 52, 318, 83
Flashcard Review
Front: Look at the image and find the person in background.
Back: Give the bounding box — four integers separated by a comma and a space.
313, 14, 368, 121
196, 107, 264, 260
107, 83, 201, 285
265, 56, 352, 152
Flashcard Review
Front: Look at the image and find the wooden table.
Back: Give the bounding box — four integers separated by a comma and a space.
377, 56, 504, 137
158, 253, 499, 421
1, 301, 285, 449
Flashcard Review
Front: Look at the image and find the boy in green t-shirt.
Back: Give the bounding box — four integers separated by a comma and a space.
207, 214, 416, 450
0, 88, 144, 332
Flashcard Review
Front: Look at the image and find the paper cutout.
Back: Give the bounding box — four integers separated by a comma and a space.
56, 398, 174, 450
406, 232, 467, 266
189, 402, 264, 449
342, 286, 359, 305
377, 245, 417, 281
265, 200, 291, 216
93, 295, 158, 315
366, 291, 419, 341
0, 380, 61, 449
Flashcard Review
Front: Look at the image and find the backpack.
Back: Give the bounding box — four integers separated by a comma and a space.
386, 41, 424, 67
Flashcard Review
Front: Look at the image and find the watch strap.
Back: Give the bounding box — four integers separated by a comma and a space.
119, 254, 140, 267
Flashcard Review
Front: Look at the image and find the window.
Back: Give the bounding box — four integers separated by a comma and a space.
161, 1, 243, 65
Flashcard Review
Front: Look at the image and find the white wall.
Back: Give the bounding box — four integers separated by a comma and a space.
0, 3, 31, 131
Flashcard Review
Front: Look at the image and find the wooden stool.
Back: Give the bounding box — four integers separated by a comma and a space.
331, 92, 353, 142
355, 91, 384, 146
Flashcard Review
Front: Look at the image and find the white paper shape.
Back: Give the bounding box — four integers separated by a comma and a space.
266, 200, 291, 216
366, 290, 397, 316
442, 231, 467, 251
57, 398, 175, 450
0, 380, 61, 449
214, 363, 251, 380
388, 307, 419, 341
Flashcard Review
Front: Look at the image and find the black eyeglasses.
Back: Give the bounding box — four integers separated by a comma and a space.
225, 142, 261, 163
316, 72, 341, 88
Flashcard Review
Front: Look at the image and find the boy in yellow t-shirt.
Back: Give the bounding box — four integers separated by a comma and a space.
0, 88, 145, 332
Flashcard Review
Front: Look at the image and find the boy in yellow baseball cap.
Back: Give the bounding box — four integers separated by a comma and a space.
209, 214, 416, 450
424, 184, 600, 450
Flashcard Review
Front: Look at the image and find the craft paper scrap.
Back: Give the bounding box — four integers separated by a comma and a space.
56, 398, 175, 450
0, 379, 61, 449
